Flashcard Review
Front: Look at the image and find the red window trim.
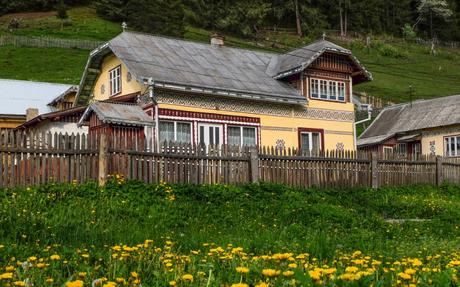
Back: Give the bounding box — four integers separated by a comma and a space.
298, 128, 325, 151
159, 108, 260, 123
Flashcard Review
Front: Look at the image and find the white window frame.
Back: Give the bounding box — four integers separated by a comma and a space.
109, 65, 121, 96
300, 131, 322, 152
159, 120, 192, 144
445, 135, 460, 157
310, 78, 346, 102
227, 126, 257, 147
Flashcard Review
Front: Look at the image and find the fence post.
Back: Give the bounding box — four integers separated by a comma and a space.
371, 152, 379, 189
98, 133, 108, 186
436, 156, 444, 186
249, 148, 259, 183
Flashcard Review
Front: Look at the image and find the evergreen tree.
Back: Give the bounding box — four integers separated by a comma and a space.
126, 0, 185, 37
56, 0, 68, 30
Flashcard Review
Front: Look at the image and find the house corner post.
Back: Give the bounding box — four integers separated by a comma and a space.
249, 148, 259, 183
371, 152, 379, 189
98, 133, 109, 186
436, 156, 444, 186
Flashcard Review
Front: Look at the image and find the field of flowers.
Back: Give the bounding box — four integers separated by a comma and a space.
1, 178, 460, 286
2, 239, 460, 286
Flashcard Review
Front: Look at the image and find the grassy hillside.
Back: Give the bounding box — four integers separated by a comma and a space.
1, 180, 460, 285
1, 7, 460, 102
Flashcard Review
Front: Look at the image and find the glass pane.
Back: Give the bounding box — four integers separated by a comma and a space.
312, 133, 320, 152
159, 122, 174, 143
215, 127, 220, 145
176, 122, 191, 143
445, 137, 450, 156
320, 80, 328, 99
209, 127, 214, 145
199, 126, 205, 144
301, 133, 310, 151
311, 79, 319, 98
329, 81, 337, 100
243, 127, 256, 146
228, 126, 241, 146
451, 138, 455, 156
338, 82, 345, 101
456, 137, 460, 156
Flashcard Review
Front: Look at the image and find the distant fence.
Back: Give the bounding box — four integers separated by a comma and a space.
0, 35, 103, 50
0, 130, 459, 189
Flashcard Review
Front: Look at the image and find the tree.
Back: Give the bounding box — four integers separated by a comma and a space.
95, 0, 129, 21
126, 0, 185, 37
56, 0, 68, 30
293, 0, 302, 36
415, 0, 453, 39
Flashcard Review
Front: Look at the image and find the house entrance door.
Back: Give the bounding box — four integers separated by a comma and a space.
198, 123, 222, 146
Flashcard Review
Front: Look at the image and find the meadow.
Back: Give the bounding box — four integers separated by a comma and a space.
1, 177, 460, 286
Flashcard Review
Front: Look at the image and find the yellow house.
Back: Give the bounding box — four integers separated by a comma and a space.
358, 94, 460, 158
75, 31, 372, 151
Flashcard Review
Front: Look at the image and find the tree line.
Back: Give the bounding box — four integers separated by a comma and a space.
1, 0, 460, 41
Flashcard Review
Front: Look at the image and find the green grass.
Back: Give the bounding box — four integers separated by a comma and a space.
0, 7, 121, 41
0, 45, 88, 84
1, 7, 460, 102
2, 180, 460, 258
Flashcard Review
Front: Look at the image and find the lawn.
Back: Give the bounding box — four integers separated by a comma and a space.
0, 45, 88, 84
1, 179, 460, 285
0, 7, 121, 41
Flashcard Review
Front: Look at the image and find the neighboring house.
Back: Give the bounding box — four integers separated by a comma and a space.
15, 106, 88, 135
0, 79, 72, 129
358, 95, 460, 157
75, 31, 372, 151
48, 85, 79, 111
13, 84, 87, 135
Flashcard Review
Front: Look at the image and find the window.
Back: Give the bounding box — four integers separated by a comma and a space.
445, 135, 460, 157
395, 143, 407, 154
311, 79, 319, 98
228, 126, 256, 146
300, 131, 321, 153
109, 66, 121, 96
310, 78, 346, 102
159, 121, 191, 144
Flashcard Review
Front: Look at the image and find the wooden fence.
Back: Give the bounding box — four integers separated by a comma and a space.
0, 130, 459, 189
0, 35, 103, 50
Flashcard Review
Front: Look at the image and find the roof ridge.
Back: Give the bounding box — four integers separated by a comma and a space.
118, 30, 279, 56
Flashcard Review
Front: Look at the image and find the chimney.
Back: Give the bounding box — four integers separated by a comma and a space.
26, 108, 39, 121
210, 33, 224, 47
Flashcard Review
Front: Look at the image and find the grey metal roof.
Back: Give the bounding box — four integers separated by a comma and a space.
109, 32, 304, 102
358, 94, 460, 147
0, 79, 72, 115
76, 32, 370, 105
79, 102, 154, 127
272, 40, 372, 83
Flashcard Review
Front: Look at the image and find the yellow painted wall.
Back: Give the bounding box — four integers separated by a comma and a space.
421, 126, 460, 156
93, 55, 143, 101
0, 118, 25, 129
93, 54, 357, 150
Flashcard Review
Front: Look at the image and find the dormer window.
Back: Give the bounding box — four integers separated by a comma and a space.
109, 66, 121, 96
310, 78, 346, 102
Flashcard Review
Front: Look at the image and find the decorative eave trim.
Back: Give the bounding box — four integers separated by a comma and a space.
274, 48, 373, 83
